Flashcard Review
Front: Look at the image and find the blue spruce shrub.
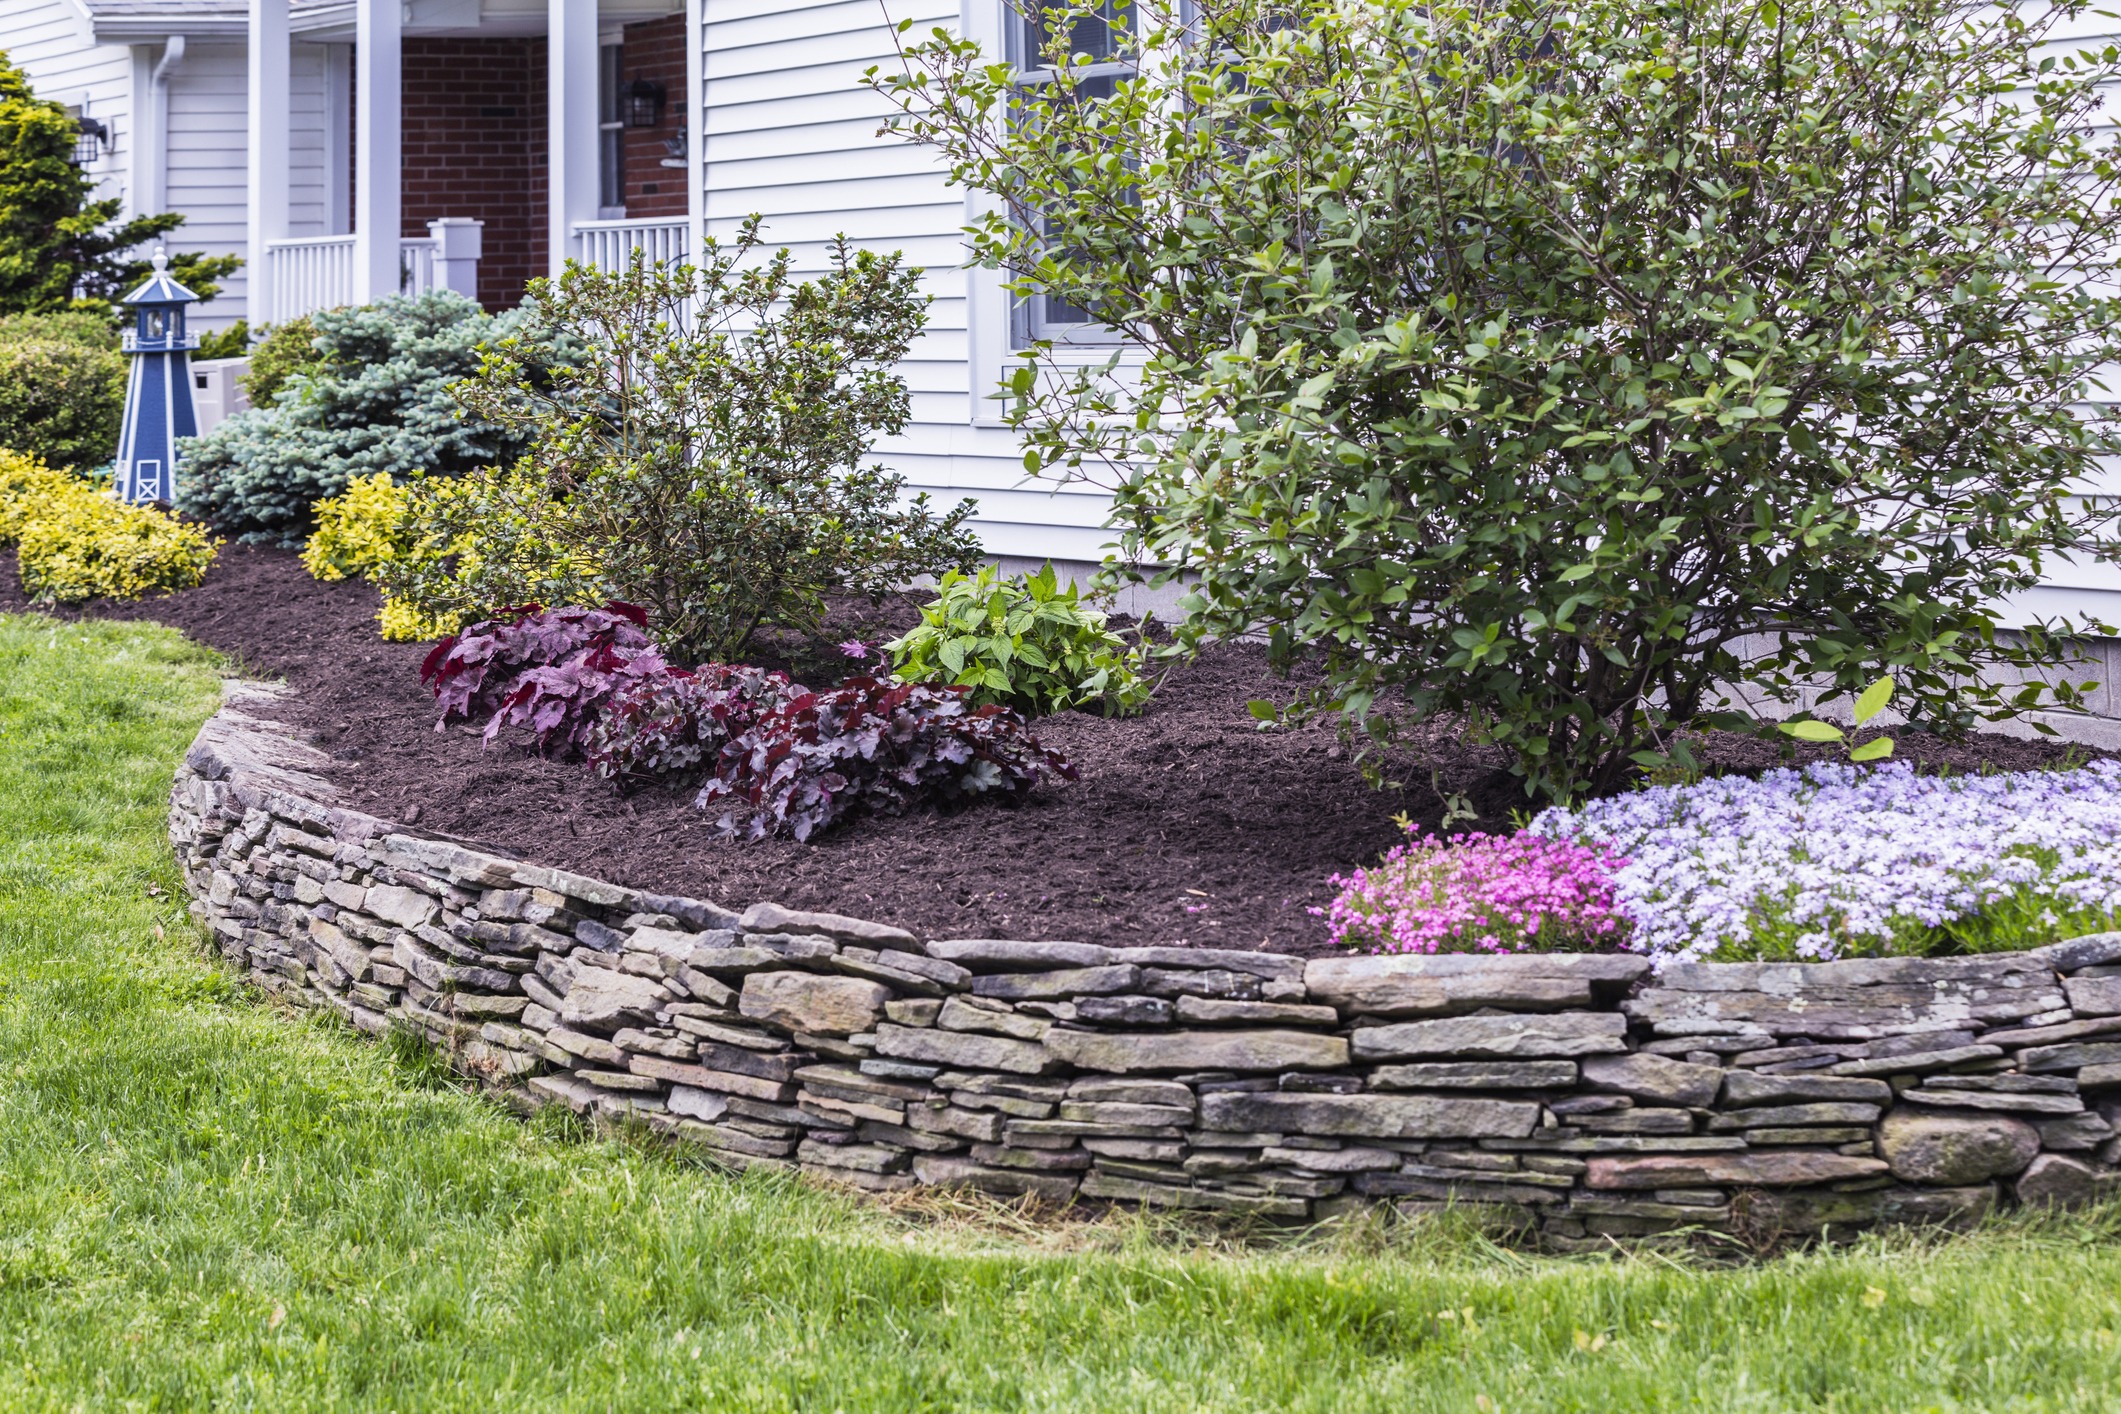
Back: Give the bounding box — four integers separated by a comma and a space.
176, 291, 550, 544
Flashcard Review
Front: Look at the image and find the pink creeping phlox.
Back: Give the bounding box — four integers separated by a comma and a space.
1314, 825, 1630, 955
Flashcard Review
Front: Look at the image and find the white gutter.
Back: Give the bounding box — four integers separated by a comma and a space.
147, 35, 186, 214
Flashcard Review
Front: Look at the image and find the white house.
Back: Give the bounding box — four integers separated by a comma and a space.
3, 0, 1121, 575
5, 0, 2119, 721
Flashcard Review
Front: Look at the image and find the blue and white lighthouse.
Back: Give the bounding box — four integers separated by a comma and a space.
114, 247, 202, 506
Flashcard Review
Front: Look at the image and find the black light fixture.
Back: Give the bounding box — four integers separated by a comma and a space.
623, 74, 666, 129
71, 115, 111, 166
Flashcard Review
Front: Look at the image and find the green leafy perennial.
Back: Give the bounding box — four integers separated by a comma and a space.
887, 561, 1150, 715
875, 0, 2121, 802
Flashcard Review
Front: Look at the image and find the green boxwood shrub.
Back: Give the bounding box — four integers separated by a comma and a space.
0, 313, 125, 470
176, 291, 551, 544
237, 314, 321, 404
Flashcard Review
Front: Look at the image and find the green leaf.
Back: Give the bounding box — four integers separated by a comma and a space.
1852, 675, 1895, 726
1778, 719, 1844, 743
1247, 699, 1278, 722
1850, 736, 1895, 762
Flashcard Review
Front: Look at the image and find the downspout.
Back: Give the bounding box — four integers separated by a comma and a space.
148, 35, 186, 213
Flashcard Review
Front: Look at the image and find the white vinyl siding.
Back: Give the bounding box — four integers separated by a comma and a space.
3, 10, 260, 330
162, 42, 251, 325
286, 42, 336, 240
698, 0, 1120, 565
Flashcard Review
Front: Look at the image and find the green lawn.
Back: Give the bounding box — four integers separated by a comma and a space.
7, 610, 2121, 1411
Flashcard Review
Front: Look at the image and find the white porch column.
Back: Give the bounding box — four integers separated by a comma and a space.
684, 0, 703, 271
245, 1, 288, 327
353, 0, 402, 304
548, 0, 601, 279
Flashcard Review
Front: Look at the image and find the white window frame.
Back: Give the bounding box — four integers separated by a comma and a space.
1005, 0, 1137, 347
596, 34, 627, 220
963, 0, 1150, 428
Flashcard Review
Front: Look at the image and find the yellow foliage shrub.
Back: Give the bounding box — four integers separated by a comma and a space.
0, 449, 81, 541
0, 447, 220, 603
302, 472, 465, 641
302, 471, 409, 583
377, 593, 460, 643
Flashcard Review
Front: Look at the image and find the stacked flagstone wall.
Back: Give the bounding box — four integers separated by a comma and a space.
167, 685, 2121, 1244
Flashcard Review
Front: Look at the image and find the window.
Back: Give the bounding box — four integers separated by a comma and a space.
1006, 0, 1137, 344
597, 40, 626, 217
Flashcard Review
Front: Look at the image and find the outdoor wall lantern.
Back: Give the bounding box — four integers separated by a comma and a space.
624, 75, 666, 129
71, 116, 111, 166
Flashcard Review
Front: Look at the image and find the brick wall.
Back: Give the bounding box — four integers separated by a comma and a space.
619, 15, 687, 221
400, 38, 547, 310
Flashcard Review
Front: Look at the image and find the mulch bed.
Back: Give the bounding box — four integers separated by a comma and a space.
5, 546, 2106, 957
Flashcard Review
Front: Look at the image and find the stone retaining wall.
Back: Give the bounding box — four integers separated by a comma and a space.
169, 684, 2121, 1245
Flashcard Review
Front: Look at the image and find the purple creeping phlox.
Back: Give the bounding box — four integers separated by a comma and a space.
1528, 759, 2121, 964
1313, 825, 1631, 955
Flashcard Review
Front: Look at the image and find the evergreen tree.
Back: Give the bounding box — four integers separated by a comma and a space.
0, 50, 239, 318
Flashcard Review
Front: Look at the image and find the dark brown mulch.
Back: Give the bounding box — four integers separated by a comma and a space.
6, 546, 2106, 957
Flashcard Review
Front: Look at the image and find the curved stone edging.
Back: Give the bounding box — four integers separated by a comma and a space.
167, 683, 2121, 1246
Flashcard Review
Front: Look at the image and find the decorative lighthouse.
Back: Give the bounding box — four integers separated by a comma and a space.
114, 247, 202, 505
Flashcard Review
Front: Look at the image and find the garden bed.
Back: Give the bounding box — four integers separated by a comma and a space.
3, 545, 2108, 955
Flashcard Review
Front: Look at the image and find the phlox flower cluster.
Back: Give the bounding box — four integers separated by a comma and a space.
1528, 759, 2121, 964
1314, 826, 1631, 955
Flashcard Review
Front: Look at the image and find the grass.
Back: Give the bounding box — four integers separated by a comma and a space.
5, 610, 2121, 1410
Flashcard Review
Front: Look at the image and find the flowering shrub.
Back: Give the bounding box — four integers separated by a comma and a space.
1315, 825, 1630, 955
701, 677, 1077, 841
584, 664, 798, 784
420, 603, 665, 754
1531, 760, 2121, 963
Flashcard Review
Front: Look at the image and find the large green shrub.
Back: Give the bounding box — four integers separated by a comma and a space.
238, 314, 322, 404
0, 309, 117, 349
0, 50, 237, 317
0, 313, 124, 469
387, 227, 980, 661
886, 562, 1149, 716
176, 291, 542, 544
878, 0, 2121, 802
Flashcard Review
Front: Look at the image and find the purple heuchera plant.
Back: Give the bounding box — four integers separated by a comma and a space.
701, 677, 1077, 841
421, 603, 657, 726
1314, 825, 1630, 955
420, 602, 670, 757
585, 664, 799, 783
1528, 759, 2121, 964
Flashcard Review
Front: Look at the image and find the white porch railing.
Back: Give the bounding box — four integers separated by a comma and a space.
265, 234, 356, 321
573, 218, 688, 275
263, 227, 475, 321
400, 237, 438, 297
